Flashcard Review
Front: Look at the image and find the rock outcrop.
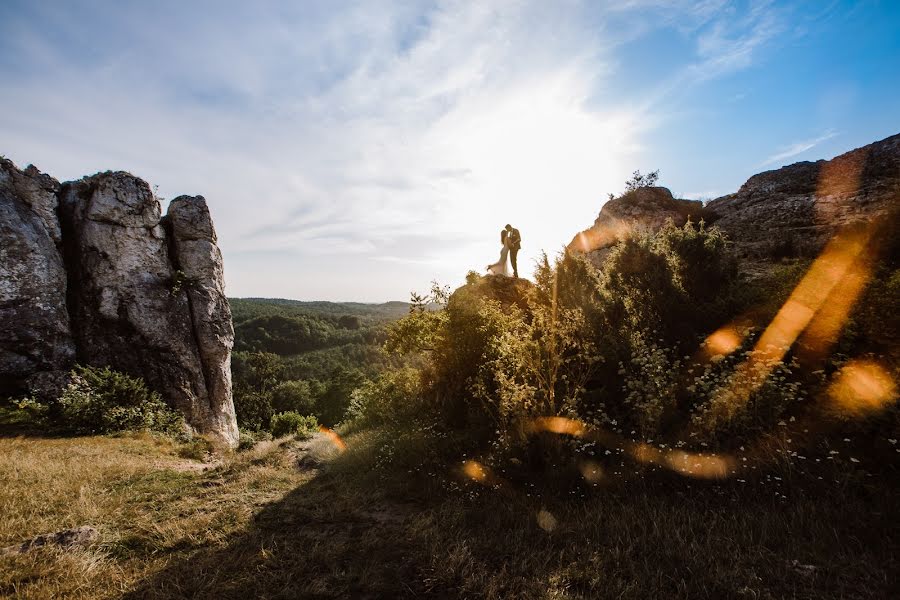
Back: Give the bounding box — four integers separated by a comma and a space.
568, 187, 710, 268
0, 159, 75, 395
0, 159, 238, 447
707, 133, 900, 257
165, 195, 237, 444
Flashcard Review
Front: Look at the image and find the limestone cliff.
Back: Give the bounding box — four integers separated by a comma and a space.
0, 159, 75, 396
0, 159, 238, 446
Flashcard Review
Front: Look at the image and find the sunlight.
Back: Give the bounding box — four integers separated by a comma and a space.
430, 72, 638, 278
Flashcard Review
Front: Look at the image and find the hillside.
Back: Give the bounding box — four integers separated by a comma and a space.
2, 133, 898, 599
230, 297, 412, 325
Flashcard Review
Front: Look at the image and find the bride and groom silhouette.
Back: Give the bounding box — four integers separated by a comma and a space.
486, 224, 521, 278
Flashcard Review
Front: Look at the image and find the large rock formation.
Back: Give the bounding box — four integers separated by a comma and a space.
0, 159, 238, 446
0, 159, 75, 395
165, 195, 237, 444
707, 133, 900, 257
568, 186, 711, 268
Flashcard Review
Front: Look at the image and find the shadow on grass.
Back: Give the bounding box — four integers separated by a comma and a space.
120, 440, 900, 600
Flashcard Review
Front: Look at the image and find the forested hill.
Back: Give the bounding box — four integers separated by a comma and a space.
230, 298, 411, 325
227, 297, 415, 429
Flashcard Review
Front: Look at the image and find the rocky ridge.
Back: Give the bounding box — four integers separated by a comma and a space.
0, 158, 238, 446
568, 133, 899, 266
567, 186, 711, 268
706, 133, 900, 257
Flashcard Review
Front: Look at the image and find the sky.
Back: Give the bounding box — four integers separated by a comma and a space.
2, 1, 899, 302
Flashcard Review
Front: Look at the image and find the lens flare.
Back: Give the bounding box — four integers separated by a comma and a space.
529, 416, 586, 437
828, 360, 898, 416
710, 224, 876, 415
579, 460, 604, 483
536, 509, 557, 532
705, 325, 744, 357
528, 418, 735, 480
318, 426, 347, 452
462, 460, 490, 483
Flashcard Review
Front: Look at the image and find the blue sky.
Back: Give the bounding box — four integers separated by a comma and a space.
2, 1, 898, 301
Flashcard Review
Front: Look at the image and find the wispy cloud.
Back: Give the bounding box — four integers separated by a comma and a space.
760, 130, 838, 167
0, 0, 794, 300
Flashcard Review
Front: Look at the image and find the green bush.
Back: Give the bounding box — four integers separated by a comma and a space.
348, 367, 423, 426
237, 427, 272, 451
58, 365, 185, 436
270, 411, 319, 438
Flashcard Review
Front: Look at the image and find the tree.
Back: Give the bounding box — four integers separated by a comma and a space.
623, 169, 660, 193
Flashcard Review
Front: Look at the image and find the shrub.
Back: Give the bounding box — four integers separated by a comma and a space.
623, 169, 659, 192
237, 427, 272, 451
58, 365, 185, 436
349, 367, 423, 426
270, 411, 319, 438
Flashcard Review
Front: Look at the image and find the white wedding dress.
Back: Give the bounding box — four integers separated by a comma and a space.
486, 238, 511, 276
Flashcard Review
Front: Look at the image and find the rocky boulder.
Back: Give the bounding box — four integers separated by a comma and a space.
707, 133, 900, 257
568, 187, 710, 268
56, 173, 238, 446
0, 159, 75, 396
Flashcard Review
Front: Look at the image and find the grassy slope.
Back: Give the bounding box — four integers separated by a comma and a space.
1, 431, 897, 599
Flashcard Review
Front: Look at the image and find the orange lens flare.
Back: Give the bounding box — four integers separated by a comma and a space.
318, 426, 347, 452
579, 460, 604, 483
711, 224, 876, 414
529, 418, 735, 480
529, 416, 586, 437
462, 460, 491, 484
828, 360, 898, 416
704, 325, 744, 357
662, 450, 733, 479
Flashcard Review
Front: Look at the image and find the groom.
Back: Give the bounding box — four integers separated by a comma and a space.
505, 224, 521, 278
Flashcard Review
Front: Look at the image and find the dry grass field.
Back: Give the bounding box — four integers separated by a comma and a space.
1, 429, 897, 599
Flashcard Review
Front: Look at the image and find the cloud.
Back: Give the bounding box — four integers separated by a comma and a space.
760, 130, 838, 167
0, 0, 788, 300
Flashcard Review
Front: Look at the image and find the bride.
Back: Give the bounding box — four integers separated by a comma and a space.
486, 227, 511, 276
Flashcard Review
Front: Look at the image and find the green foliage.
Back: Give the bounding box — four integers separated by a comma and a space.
235, 314, 339, 354
316, 367, 366, 426
232, 351, 281, 430
270, 411, 319, 438
271, 380, 317, 414
237, 427, 272, 451
176, 436, 215, 460
229, 298, 411, 430
623, 169, 659, 192
374, 219, 753, 454
167, 269, 195, 296
349, 367, 423, 426
58, 366, 185, 436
